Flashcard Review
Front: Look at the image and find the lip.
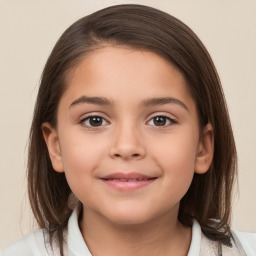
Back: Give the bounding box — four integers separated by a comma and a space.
100, 172, 157, 191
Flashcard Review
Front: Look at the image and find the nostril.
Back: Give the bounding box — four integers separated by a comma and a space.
110, 146, 146, 160
113, 153, 141, 159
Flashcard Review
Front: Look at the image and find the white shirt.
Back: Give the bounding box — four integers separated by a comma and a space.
1, 208, 255, 256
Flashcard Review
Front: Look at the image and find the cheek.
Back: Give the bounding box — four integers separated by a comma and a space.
59, 133, 106, 194
153, 128, 198, 167
60, 130, 107, 165
151, 129, 198, 195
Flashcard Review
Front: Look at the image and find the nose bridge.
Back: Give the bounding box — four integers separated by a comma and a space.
109, 118, 146, 160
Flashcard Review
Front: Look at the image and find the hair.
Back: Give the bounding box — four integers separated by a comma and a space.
27, 4, 237, 255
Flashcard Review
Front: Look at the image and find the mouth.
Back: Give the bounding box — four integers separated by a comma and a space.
100, 172, 158, 191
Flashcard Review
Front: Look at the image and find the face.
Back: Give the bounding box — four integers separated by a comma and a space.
43, 46, 213, 225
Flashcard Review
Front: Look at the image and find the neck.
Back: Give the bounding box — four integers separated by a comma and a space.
79, 205, 192, 256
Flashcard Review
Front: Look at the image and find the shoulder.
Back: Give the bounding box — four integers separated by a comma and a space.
199, 220, 256, 255
0, 229, 48, 256
233, 230, 256, 255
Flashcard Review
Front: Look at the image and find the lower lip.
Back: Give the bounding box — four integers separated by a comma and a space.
101, 178, 157, 191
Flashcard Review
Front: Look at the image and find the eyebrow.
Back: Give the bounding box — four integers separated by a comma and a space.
70, 96, 113, 107
142, 97, 189, 111
69, 95, 189, 111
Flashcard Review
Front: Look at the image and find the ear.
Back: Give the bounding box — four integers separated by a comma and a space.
41, 122, 64, 173
194, 123, 214, 174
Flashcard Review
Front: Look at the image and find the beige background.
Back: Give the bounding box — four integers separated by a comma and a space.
0, 0, 256, 250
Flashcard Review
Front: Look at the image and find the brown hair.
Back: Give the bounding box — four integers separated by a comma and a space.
28, 4, 237, 254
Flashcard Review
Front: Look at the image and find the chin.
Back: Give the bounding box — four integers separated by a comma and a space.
103, 206, 157, 226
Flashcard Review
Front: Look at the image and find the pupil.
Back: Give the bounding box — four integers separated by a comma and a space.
90, 117, 102, 126
153, 116, 166, 126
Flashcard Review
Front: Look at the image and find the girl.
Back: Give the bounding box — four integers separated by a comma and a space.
1, 4, 255, 256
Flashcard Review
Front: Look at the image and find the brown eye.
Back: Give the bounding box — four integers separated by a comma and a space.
148, 116, 175, 126
153, 116, 167, 126
82, 116, 108, 127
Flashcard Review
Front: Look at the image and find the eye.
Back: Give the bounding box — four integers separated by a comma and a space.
81, 116, 108, 127
147, 116, 176, 127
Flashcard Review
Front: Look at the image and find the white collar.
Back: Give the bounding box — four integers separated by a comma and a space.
187, 219, 201, 256
67, 208, 201, 255
68, 207, 91, 255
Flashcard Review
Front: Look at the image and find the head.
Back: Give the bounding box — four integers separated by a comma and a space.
28, 4, 237, 252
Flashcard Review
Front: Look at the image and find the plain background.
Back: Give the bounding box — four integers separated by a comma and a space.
0, 0, 256, 250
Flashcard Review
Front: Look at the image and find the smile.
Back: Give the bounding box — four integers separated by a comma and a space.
103, 178, 153, 181
100, 172, 158, 191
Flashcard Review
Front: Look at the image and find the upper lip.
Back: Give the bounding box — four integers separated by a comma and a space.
101, 172, 156, 180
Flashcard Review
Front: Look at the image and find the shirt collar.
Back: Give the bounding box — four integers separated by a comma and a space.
68, 207, 92, 255
67, 208, 201, 255
187, 219, 201, 256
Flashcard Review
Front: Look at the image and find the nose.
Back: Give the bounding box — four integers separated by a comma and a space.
109, 123, 146, 160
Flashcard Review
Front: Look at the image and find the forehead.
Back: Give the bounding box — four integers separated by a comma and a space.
60, 46, 196, 112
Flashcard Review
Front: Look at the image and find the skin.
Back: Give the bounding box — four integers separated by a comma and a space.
42, 46, 214, 256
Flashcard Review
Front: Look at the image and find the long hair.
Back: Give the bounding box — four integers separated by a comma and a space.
28, 4, 237, 255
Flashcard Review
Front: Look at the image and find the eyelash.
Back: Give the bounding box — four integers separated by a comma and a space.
147, 115, 177, 127
80, 115, 109, 128
79, 114, 177, 128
